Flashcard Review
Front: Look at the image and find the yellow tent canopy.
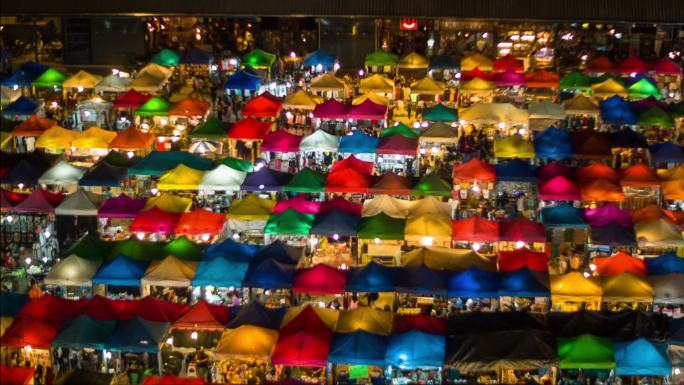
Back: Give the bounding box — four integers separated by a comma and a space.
398, 52, 429, 69
563, 94, 599, 116
551, 272, 602, 305
657, 165, 684, 181
141, 255, 198, 287
310, 73, 345, 92
408, 196, 451, 219
362, 194, 412, 218
226, 194, 276, 221
335, 307, 393, 335
658, 166, 684, 201
461, 53, 493, 72
281, 305, 339, 330
71, 126, 117, 149
215, 325, 278, 360
410, 77, 445, 95
35, 126, 79, 149
591, 78, 627, 98
601, 272, 653, 303
62, 70, 103, 89
404, 214, 453, 243
157, 164, 205, 191
353, 92, 389, 106
493, 134, 535, 158
634, 218, 684, 247
401, 246, 497, 271
460, 77, 494, 92
282, 89, 323, 110
459, 103, 529, 124
144, 193, 192, 213
358, 74, 395, 94
0, 317, 12, 338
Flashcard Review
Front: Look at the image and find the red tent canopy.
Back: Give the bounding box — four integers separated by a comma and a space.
499, 217, 547, 243
227, 118, 272, 140
120, 296, 187, 323
525, 70, 559, 88
113, 89, 152, 109
293, 264, 347, 294
80, 296, 129, 320
571, 129, 612, 160
1, 189, 29, 213
369, 172, 413, 195
312, 99, 350, 119
319, 197, 363, 216
130, 207, 181, 234
272, 306, 333, 367
348, 99, 388, 120
376, 134, 419, 155
0, 364, 35, 385
18, 294, 83, 322
241, 92, 283, 118
12, 189, 65, 214
616, 55, 648, 74
1, 316, 60, 349
536, 161, 577, 181
586, 56, 615, 74
650, 58, 683, 75
392, 314, 447, 335
273, 195, 321, 214
325, 168, 371, 193
172, 300, 230, 331
143, 375, 206, 385
493, 54, 524, 73
452, 158, 496, 184
460, 67, 494, 81
12, 115, 56, 137
578, 163, 620, 184
175, 208, 227, 236
331, 155, 374, 174
494, 69, 526, 87
620, 164, 661, 187
594, 251, 647, 276
452, 216, 500, 242
580, 179, 625, 203
538, 175, 581, 201
260, 129, 303, 152
169, 98, 211, 117
497, 249, 549, 272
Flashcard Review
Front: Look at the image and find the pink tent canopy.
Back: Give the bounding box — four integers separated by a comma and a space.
129, 206, 181, 234
319, 197, 363, 216
293, 264, 347, 294
260, 129, 303, 152
584, 203, 633, 227
376, 134, 419, 155
538, 175, 581, 201
98, 194, 146, 219
616, 55, 648, 74
650, 58, 683, 75
348, 99, 388, 120
536, 161, 577, 181
312, 99, 350, 119
273, 195, 321, 214
498, 217, 547, 243
12, 189, 65, 214
494, 69, 526, 87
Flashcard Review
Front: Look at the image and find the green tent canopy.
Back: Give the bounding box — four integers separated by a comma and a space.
101, 151, 137, 168
283, 167, 327, 193
628, 78, 663, 100
364, 50, 399, 67
412, 172, 453, 197
243, 49, 276, 69
162, 235, 205, 261
134, 97, 173, 117
52, 315, 116, 350
358, 213, 406, 240
382, 123, 420, 139
31, 67, 69, 88
558, 334, 616, 369
108, 238, 166, 261
422, 103, 458, 122
151, 48, 182, 67
190, 117, 231, 139
264, 208, 314, 235
218, 157, 254, 172
638, 107, 674, 128
559, 71, 592, 90
63, 233, 115, 261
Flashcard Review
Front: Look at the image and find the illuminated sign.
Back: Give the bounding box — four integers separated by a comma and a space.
400, 18, 418, 31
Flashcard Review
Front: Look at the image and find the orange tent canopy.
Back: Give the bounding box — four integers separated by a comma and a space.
169, 98, 211, 117
631, 204, 683, 229
620, 164, 661, 187
525, 70, 559, 88
12, 115, 56, 137
594, 251, 647, 277
578, 163, 620, 184
172, 300, 230, 331
452, 158, 496, 184
108, 126, 156, 150
241, 92, 283, 118
175, 208, 227, 236
580, 179, 625, 203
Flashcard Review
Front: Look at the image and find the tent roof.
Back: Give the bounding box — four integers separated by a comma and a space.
12, 188, 65, 214
560, 71, 592, 89
362, 194, 411, 218
226, 194, 275, 220
261, 129, 303, 152
302, 49, 336, 68
335, 307, 392, 335
493, 134, 535, 158
326, 169, 373, 194
499, 268, 550, 297
94, 73, 132, 92
422, 103, 458, 122
282, 89, 323, 110
591, 77, 627, 97
585, 203, 632, 227
460, 53, 493, 72
447, 266, 500, 298
338, 130, 379, 153
108, 126, 156, 150
498, 217, 547, 243
590, 221, 637, 246
44, 255, 102, 287
243, 259, 296, 289
345, 262, 397, 292
609, 127, 647, 148
62, 70, 102, 89
130, 206, 181, 234
144, 192, 192, 213
419, 122, 458, 143
638, 106, 674, 128
2, 96, 40, 116
12, 115, 55, 137
404, 215, 453, 243
242, 49, 276, 69
349, 99, 387, 120
635, 218, 684, 247
601, 273, 654, 303
169, 98, 210, 117
72, 126, 117, 149
192, 257, 248, 288
134, 96, 172, 117
649, 273, 684, 304
364, 50, 399, 67
462, 67, 494, 81
0, 364, 34, 385
493, 69, 526, 87
408, 196, 451, 219
141, 255, 197, 287
274, 195, 320, 216
452, 216, 499, 242
98, 194, 145, 219
313, 99, 350, 119
299, 129, 340, 153
172, 300, 229, 331
38, 161, 85, 185
403, 246, 496, 272
369, 172, 413, 196
563, 93, 599, 115
614, 338, 671, 375
429, 53, 459, 70
551, 272, 602, 304
541, 204, 587, 228
452, 158, 496, 184
498, 249, 548, 272
31, 67, 68, 87
175, 208, 226, 236
198, 164, 246, 192
571, 129, 612, 160
92, 255, 149, 286
55, 189, 105, 216
224, 69, 262, 90
293, 264, 347, 294
620, 164, 660, 187
645, 252, 684, 275
460, 102, 528, 123
558, 334, 615, 369
398, 52, 429, 69
157, 164, 205, 191
377, 133, 418, 156
493, 54, 524, 73
525, 69, 559, 88
358, 213, 406, 240
112, 89, 152, 109
410, 76, 445, 95
310, 73, 345, 91
226, 301, 284, 330
51, 315, 115, 350
628, 78, 662, 99
130, 151, 213, 176
358, 74, 395, 93
106, 317, 170, 353
538, 175, 580, 201
495, 158, 536, 182
35, 125, 78, 149
215, 325, 278, 360
227, 118, 271, 140
283, 167, 327, 193
241, 92, 283, 118
529, 100, 564, 119
580, 179, 625, 203
460, 76, 494, 92
218, 156, 253, 172
240, 167, 292, 192
264, 208, 314, 235
311, 208, 360, 237
179, 47, 213, 65
386, 330, 445, 368
328, 331, 388, 366
151, 48, 181, 66
1, 316, 60, 349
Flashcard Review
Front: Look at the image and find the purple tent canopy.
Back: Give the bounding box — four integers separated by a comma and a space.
240, 167, 293, 192
494, 69, 526, 87
98, 194, 146, 219
348, 99, 388, 120
312, 99, 350, 119
590, 221, 637, 246
585, 204, 633, 227
631, 96, 667, 112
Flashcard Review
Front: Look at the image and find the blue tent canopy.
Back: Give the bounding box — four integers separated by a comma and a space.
311, 208, 360, 237
0, 292, 28, 317
328, 331, 388, 366
495, 159, 537, 182
302, 50, 337, 69
447, 267, 500, 298
614, 338, 672, 375
243, 259, 295, 289
240, 168, 292, 192
499, 268, 550, 297
226, 301, 284, 330
645, 252, 684, 275
250, 240, 302, 266
541, 204, 588, 228
339, 131, 380, 154
19, 62, 49, 79
1, 70, 34, 87
52, 315, 116, 350
385, 330, 446, 368
79, 162, 128, 187
345, 262, 397, 293
429, 53, 459, 70
192, 257, 248, 288
533, 126, 573, 159
106, 317, 170, 353
224, 70, 262, 91
180, 48, 214, 65
205, 239, 259, 262
2, 96, 40, 116
600, 96, 637, 126
649, 142, 684, 164
91, 255, 149, 286
395, 265, 448, 296
129, 151, 214, 176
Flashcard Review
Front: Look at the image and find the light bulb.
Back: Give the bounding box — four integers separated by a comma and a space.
258, 184, 265, 190
136, 233, 145, 240
583, 272, 591, 278
43, 231, 50, 239
589, 263, 597, 271
232, 233, 240, 240
25, 346, 32, 352
105, 351, 112, 359
472, 242, 481, 251
18, 183, 24, 189
191, 331, 198, 340
126, 151, 134, 158
166, 337, 173, 345
290, 51, 296, 58
201, 234, 210, 241
459, 119, 466, 125
77, 86, 84, 92
515, 241, 525, 249
6, 215, 13, 223
150, 188, 158, 195
333, 234, 340, 240
498, 122, 505, 129
421, 237, 433, 246
25, 258, 31, 265
374, 238, 380, 244
358, 69, 365, 76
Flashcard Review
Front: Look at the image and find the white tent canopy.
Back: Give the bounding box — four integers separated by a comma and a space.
300, 130, 340, 153
408, 196, 452, 219
38, 161, 86, 185
55, 189, 106, 216
649, 274, 684, 304
635, 219, 684, 247
528, 100, 565, 119
362, 194, 412, 218
44, 254, 102, 286
129, 63, 173, 93
94, 74, 133, 93
199, 164, 247, 191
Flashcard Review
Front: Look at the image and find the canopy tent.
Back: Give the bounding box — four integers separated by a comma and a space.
192, 257, 248, 288
409, 172, 450, 197
585, 203, 632, 227
12, 188, 65, 214
580, 179, 625, 203
651, 57, 682, 75
571, 129, 612, 160
129, 207, 181, 234
628, 78, 662, 100
241, 92, 283, 118
271, 327, 333, 367
393, 314, 447, 335
226, 302, 284, 330
51, 315, 115, 350
80, 161, 128, 187
560, 71, 592, 91
2, 96, 40, 116
377, 134, 418, 156
408, 196, 451, 219
660, 166, 684, 200
650, 273, 684, 304
551, 272, 602, 306
498, 249, 548, 272
62, 234, 114, 261
0, 189, 28, 213
299, 129, 339, 153
226, 194, 275, 220
11, 115, 55, 137
452, 216, 499, 242
91, 255, 149, 286
134, 97, 172, 117
3, 62, 48, 85
634, 218, 684, 247
144, 193, 192, 213
357, 213, 406, 241
493, 54, 524, 73
335, 307, 392, 335
447, 267, 500, 298
1, 316, 60, 349
112, 89, 152, 109
529, 101, 564, 121
35, 126, 78, 150
310, 73, 345, 93
311, 208, 360, 237
157, 164, 205, 191
293, 264, 347, 295
460, 77, 494, 93
151, 48, 181, 67
44, 255, 102, 287
498, 268, 550, 297
452, 158, 497, 184
106, 317, 169, 353
198, 164, 247, 191
498, 217, 546, 243
385, 330, 445, 368
601, 273, 654, 303
495, 159, 536, 182
94, 74, 132, 93
264, 208, 314, 235
558, 334, 615, 369
38, 161, 85, 185
130, 151, 213, 176
616, 55, 648, 74
260, 129, 303, 152
169, 98, 211, 117
620, 163, 660, 187
98, 194, 145, 219
242, 49, 276, 69
410, 77, 445, 95
161, 236, 205, 261
578, 164, 619, 184
227, 118, 271, 140
494, 69, 526, 87
250, 241, 302, 265
129, 64, 173, 93
172, 300, 229, 331
416, 122, 457, 144
328, 331, 388, 366
108, 126, 156, 151
326, 164, 373, 194
141, 255, 197, 287
218, 157, 253, 172
349, 99, 388, 120
0, 365, 34, 385
62, 70, 102, 89
224, 70, 262, 91
214, 325, 278, 359
175, 208, 226, 236
369, 172, 413, 196
404, 215, 452, 243
525, 70, 559, 89
361, 194, 411, 219
282, 89, 323, 110
398, 52, 429, 69
614, 338, 671, 375
353, 92, 390, 106
462, 69, 493, 83
645, 252, 684, 275
403, 246, 496, 272
460, 53, 493, 72
563, 93, 599, 116
302, 49, 337, 70
204, 238, 258, 262
638, 107, 675, 128
345, 262, 397, 293
364, 50, 399, 67
395, 264, 448, 295
31, 67, 68, 88
591, 78, 627, 98
541, 204, 587, 228
312, 99, 349, 120
590, 221, 637, 246
57, 183, 103, 215
338, 130, 379, 154
241, 167, 292, 192
108, 238, 165, 261
358, 74, 395, 94
273, 196, 320, 216
71, 126, 117, 149
459, 103, 528, 125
